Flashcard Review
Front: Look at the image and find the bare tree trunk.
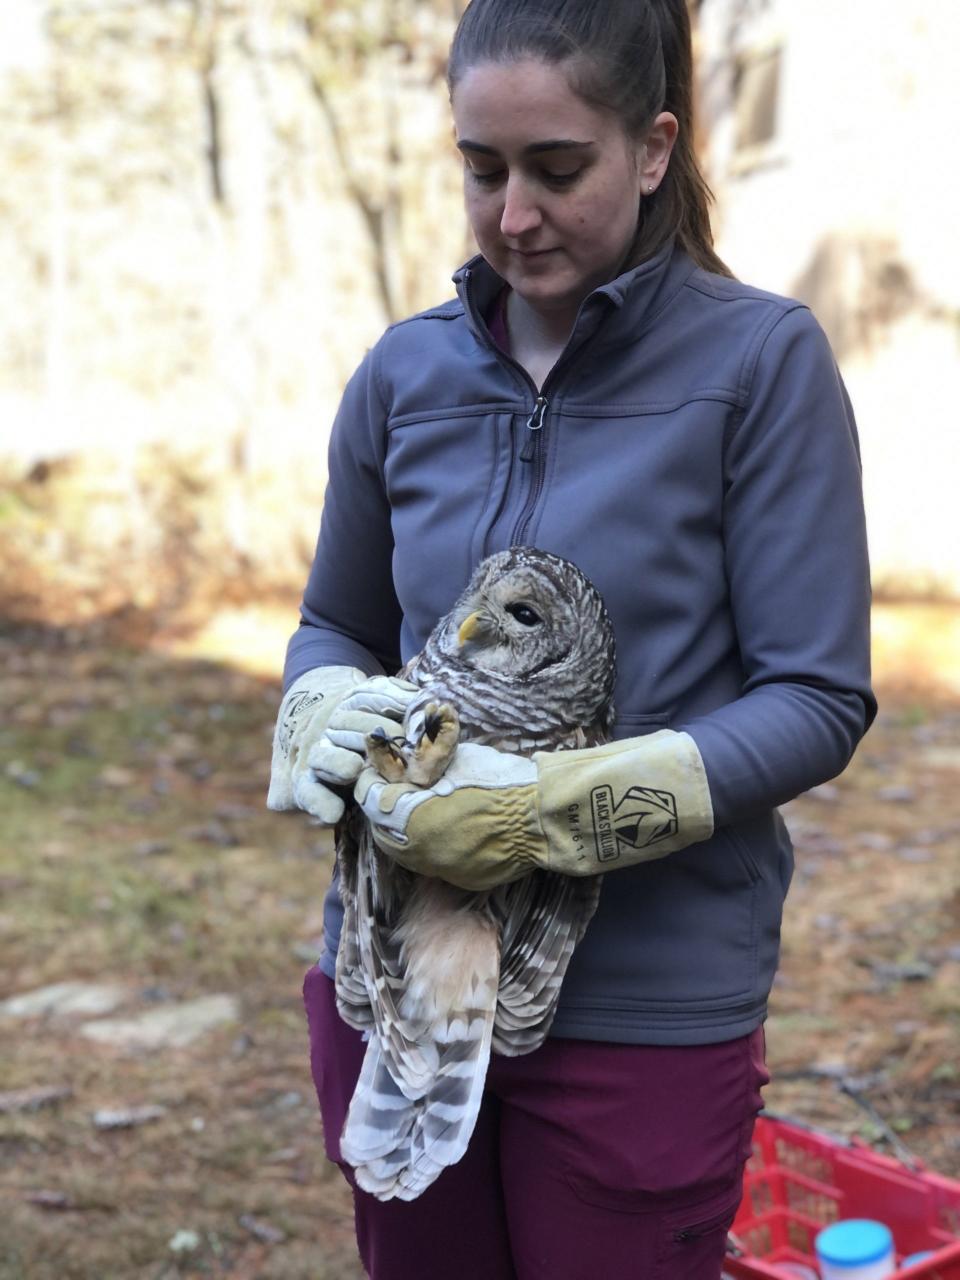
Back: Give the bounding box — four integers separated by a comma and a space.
44, 118, 69, 427
299, 18, 402, 324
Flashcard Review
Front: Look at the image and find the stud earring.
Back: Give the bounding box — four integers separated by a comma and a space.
648, 184, 656, 194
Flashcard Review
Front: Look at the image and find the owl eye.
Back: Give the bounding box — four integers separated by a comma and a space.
506, 602, 542, 627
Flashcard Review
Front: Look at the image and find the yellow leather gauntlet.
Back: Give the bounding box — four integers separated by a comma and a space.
354, 731, 714, 891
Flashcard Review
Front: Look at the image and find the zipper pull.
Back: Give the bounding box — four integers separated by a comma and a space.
520, 396, 548, 461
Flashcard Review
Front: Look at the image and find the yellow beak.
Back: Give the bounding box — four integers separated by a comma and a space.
457, 611, 483, 647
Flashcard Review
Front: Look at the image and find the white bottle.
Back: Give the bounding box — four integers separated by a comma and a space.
815, 1219, 895, 1280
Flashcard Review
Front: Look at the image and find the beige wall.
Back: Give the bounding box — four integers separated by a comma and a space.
698, 0, 960, 596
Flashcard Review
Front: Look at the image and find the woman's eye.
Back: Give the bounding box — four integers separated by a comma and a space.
506, 603, 542, 627
468, 168, 505, 186
542, 169, 581, 187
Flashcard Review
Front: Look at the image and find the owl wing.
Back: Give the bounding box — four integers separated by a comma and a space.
353, 827, 438, 1098
492, 870, 602, 1055
333, 807, 374, 1030
341, 871, 499, 1201
490, 720, 607, 1055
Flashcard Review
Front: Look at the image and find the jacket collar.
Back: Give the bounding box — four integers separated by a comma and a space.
452, 239, 696, 354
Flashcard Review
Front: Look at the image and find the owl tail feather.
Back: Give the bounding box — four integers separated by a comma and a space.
342, 985, 497, 1201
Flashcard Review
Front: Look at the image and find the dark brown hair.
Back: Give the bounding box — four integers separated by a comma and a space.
447, 0, 732, 278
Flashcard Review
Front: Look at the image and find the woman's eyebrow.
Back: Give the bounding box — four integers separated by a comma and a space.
456, 139, 596, 155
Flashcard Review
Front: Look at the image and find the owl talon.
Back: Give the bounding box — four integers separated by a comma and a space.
423, 707, 445, 743
365, 730, 410, 783
405, 701, 460, 787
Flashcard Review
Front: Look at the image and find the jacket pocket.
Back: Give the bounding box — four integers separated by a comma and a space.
613, 711, 672, 740
716, 823, 762, 887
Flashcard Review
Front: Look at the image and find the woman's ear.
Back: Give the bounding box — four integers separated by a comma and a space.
639, 111, 679, 194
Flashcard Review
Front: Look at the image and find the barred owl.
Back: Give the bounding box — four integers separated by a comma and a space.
334, 547, 616, 1200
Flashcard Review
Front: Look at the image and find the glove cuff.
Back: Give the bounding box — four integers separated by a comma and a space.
267, 665, 367, 811
534, 730, 714, 874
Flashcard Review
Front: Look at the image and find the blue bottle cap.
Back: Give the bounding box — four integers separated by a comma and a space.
815, 1219, 894, 1267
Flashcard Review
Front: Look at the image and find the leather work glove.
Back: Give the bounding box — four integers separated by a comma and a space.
268, 668, 418, 824
353, 731, 714, 891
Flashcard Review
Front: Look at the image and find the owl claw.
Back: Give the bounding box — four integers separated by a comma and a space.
405, 701, 460, 786
365, 702, 461, 786
423, 707, 445, 743
364, 730, 410, 783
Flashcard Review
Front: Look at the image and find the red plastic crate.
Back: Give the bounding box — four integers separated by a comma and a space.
723, 1114, 960, 1279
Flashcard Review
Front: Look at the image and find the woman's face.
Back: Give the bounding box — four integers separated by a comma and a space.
452, 59, 648, 319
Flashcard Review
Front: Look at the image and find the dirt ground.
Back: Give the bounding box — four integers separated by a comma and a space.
1, 617, 959, 1279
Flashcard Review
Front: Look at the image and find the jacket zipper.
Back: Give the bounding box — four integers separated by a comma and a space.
512, 395, 549, 543
519, 395, 548, 462
460, 267, 584, 548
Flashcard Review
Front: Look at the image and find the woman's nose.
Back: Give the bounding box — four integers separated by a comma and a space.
500, 176, 542, 238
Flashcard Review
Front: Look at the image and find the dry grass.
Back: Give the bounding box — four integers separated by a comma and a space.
2, 613, 960, 1278
0, 629, 362, 1279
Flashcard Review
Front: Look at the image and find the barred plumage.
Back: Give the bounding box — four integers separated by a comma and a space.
335, 547, 616, 1200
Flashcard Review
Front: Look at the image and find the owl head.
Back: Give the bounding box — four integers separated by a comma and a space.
430, 547, 616, 722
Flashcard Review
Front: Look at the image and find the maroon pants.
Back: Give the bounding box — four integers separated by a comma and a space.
304, 967, 768, 1280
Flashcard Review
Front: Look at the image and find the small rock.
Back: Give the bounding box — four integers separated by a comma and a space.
810, 1060, 847, 1079
39, 841, 71, 860
126, 796, 159, 815
133, 839, 172, 857
215, 803, 256, 821
800, 833, 844, 857
169, 1229, 201, 1254
877, 785, 917, 803
872, 960, 935, 983
807, 782, 840, 803
813, 913, 841, 932
5, 760, 40, 788
921, 747, 960, 771
858, 831, 894, 851
97, 765, 136, 788
914, 828, 946, 846
268, 1090, 303, 1113
0, 1085, 73, 1114
264, 1146, 300, 1163
80, 995, 240, 1049
239, 1214, 286, 1245
183, 821, 238, 848
93, 1104, 168, 1129
25, 1190, 72, 1210
140, 985, 172, 1003
898, 846, 934, 863
292, 940, 324, 964
0, 982, 128, 1020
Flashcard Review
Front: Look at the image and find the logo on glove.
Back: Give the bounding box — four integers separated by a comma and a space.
589, 785, 678, 862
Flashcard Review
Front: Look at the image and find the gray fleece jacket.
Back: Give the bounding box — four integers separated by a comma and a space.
284, 240, 876, 1045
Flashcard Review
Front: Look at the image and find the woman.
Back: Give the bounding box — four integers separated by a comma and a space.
268, 1, 875, 1276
